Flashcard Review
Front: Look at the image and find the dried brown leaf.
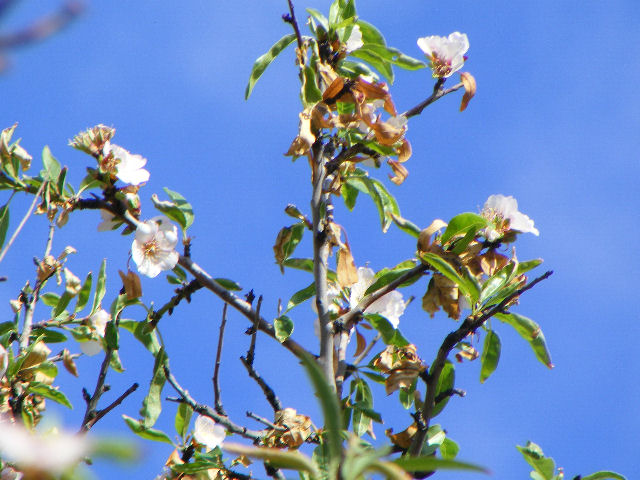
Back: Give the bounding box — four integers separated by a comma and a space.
354, 329, 367, 358
387, 159, 409, 185
337, 245, 358, 288
62, 348, 78, 377
459, 72, 476, 112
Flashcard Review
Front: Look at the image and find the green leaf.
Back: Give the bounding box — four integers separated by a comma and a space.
285, 282, 316, 312
581, 472, 627, 480
441, 213, 488, 248
151, 189, 195, 232
120, 319, 161, 355
432, 361, 454, 418
329, 0, 356, 27
214, 278, 242, 291
302, 65, 323, 106
165, 187, 195, 230
140, 348, 167, 428
172, 460, 221, 474
356, 20, 386, 46
496, 313, 553, 368
104, 317, 119, 350
52, 291, 73, 319
341, 182, 359, 211
364, 260, 420, 296
345, 174, 400, 232
391, 213, 421, 238
122, 415, 173, 444
274, 223, 306, 270
174, 402, 193, 438
306, 8, 329, 32
91, 438, 140, 463
27, 382, 72, 409
299, 352, 342, 466
440, 437, 459, 460
75, 272, 92, 313
282, 258, 314, 273
365, 314, 408, 347
354, 44, 426, 71
40, 292, 60, 307
274, 315, 294, 342
478, 272, 508, 305
517, 442, 556, 480
517, 259, 543, 275
91, 259, 107, 315
223, 443, 319, 476
32, 328, 67, 343
350, 48, 394, 83
245, 33, 297, 100
0, 203, 10, 250
480, 330, 501, 383
394, 456, 487, 473
419, 252, 475, 302
41, 146, 61, 183
0, 321, 16, 336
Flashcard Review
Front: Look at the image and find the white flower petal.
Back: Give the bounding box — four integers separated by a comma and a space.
104, 142, 150, 186
0, 344, 7, 379
132, 217, 179, 278
193, 415, 225, 450
97, 209, 119, 232
482, 194, 539, 237
79, 340, 103, 357
417, 32, 469, 78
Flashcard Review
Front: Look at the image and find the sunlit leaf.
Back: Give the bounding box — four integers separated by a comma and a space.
285, 282, 315, 312
0, 203, 10, 250
394, 456, 487, 473
245, 33, 297, 100
91, 259, 107, 315
75, 272, 92, 313
174, 402, 193, 439
274, 315, 294, 342
581, 472, 627, 480
27, 382, 72, 409
419, 252, 475, 301
432, 361, 454, 418
140, 348, 167, 428
479, 330, 501, 383
496, 312, 553, 368
122, 415, 173, 444
517, 442, 556, 480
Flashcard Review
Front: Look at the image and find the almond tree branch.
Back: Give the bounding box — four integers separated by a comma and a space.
81, 383, 139, 432
246, 296, 263, 366
212, 303, 228, 416
282, 0, 303, 52
403, 79, 464, 119
240, 355, 282, 413
407, 270, 553, 456
164, 365, 264, 441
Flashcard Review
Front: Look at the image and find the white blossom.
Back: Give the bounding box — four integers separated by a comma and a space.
103, 141, 150, 186
193, 415, 225, 451
0, 344, 7, 379
343, 25, 363, 52
79, 309, 111, 357
131, 217, 179, 278
482, 194, 539, 240
97, 209, 119, 232
417, 32, 469, 78
0, 418, 90, 475
349, 267, 405, 329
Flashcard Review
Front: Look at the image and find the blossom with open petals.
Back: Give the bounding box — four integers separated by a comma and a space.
132, 217, 179, 278
482, 194, 539, 241
417, 32, 469, 78
97, 209, 119, 232
103, 141, 150, 186
193, 415, 225, 451
79, 309, 111, 356
0, 417, 90, 475
343, 25, 363, 53
349, 267, 405, 328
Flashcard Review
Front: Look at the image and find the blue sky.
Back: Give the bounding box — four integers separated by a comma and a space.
1, 1, 639, 479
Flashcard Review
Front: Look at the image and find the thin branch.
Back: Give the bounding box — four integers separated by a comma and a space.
334, 329, 350, 398
164, 365, 264, 441
408, 270, 553, 456
282, 0, 303, 52
0, 182, 45, 266
178, 255, 312, 361
246, 411, 284, 431
403, 79, 465, 119
353, 332, 382, 366
148, 279, 203, 330
246, 296, 263, 366
213, 303, 228, 416
240, 356, 283, 413
81, 383, 139, 432
19, 222, 55, 352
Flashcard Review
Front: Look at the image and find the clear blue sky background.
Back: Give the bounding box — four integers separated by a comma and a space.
1, 1, 639, 479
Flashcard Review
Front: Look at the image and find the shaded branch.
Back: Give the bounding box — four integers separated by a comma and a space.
282, 0, 303, 52
148, 279, 203, 330
403, 79, 464, 119
245, 296, 263, 366
164, 365, 264, 441
408, 270, 553, 456
213, 303, 228, 416
240, 356, 282, 413
81, 383, 139, 432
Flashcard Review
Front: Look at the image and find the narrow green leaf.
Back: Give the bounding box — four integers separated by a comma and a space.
419, 252, 475, 301
328, 0, 355, 27
172, 461, 221, 474
341, 182, 359, 211
140, 348, 167, 428
346, 175, 400, 232
517, 442, 556, 480
282, 258, 314, 273
27, 382, 72, 409
394, 456, 487, 473
432, 361, 454, 418
91, 438, 140, 463
480, 330, 501, 383
356, 20, 386, 46
299, 353, 342, 464
302, 65, 323, 106
159, 187, 195, 230
517, 259, 543, 275
364, 260, 419, 296
496, 313, 553, 368
365, 314, 408, 347
104, 317, 119, 350
478, 273, 507, 305
440, 437, 459, 460
581, 472, 627, 480
214, 278, 242, 291
245, 33, 297, 100
274, 315, 294, 342
306, 8, 329, 32
354, 44, 426, 70
350, 48, 394, 83
441, 213, 488, 246
391, 213, 421, 238
122, 415, 173, 444
40, 292, 60, 307
52, 291, 73, 319
41, 146, 61, 183
175, 402, 193, 438
91, 259, 107, 315
0, 203, 10, 249
120, 319, 161, 355
74, 272, 92, 313
285, 282, 316, 312
224, 443, 319, 476
32, 328, 67, 343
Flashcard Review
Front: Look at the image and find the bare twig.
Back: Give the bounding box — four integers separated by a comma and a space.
282, 0, 303, 52
213, 303, 228, 416
403, 79, 465, 119
240, 356, 283, 413
164, 365, 264, 441
178, 255, 312, 361
0, 182, 45, 266
408, 270, 553, 456
81, 383, 139, 432
246, 411, 284, 430
148, 279, 203, 330
246, 296, 263, 366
